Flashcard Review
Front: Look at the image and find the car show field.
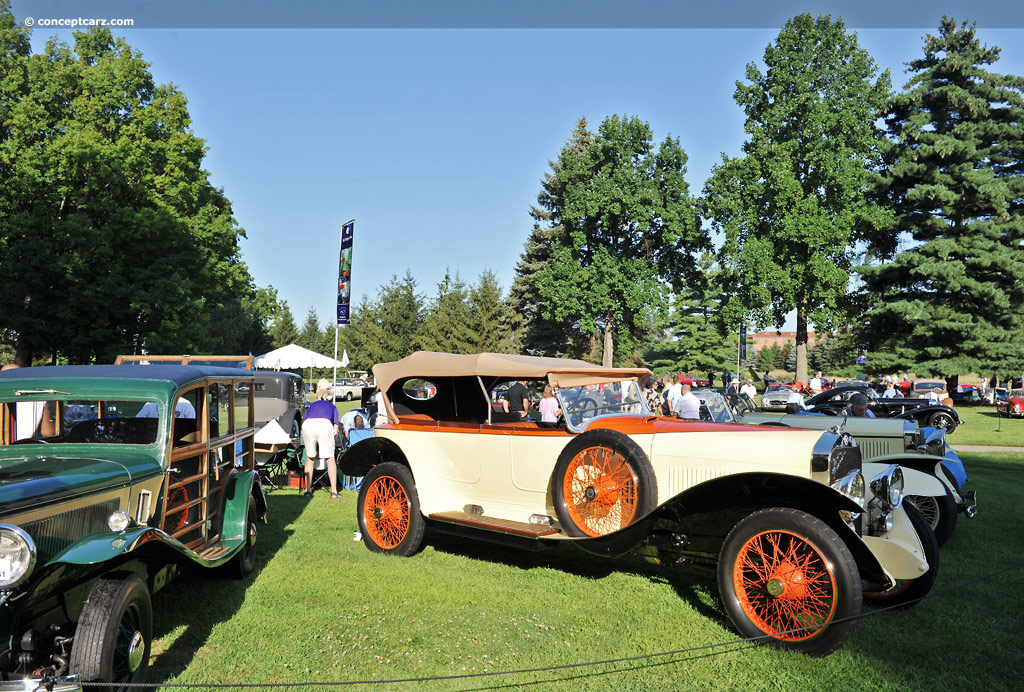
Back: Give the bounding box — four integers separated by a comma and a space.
143, 448, 1021, 691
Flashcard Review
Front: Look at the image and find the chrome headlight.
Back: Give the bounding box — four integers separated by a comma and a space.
832, 469, 866, 510
0, 525, 37, 591
107, 510, 132, 533
869, 465, 904, 511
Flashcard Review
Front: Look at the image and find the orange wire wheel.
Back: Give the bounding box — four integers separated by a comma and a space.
731, 529, 837, 642
356, 462, 426, 556
363, 474, 410, 549
717, 508, 861, 657
562, 445, 639, 537
552, 430, 656, 538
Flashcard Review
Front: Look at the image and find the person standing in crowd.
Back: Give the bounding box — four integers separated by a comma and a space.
809, 372, 823, 396
538, 384, 561, 423
301, 381, 341, 498
504, 379, 531, 418
726, 377, 741, 409
666, 375, 684, 414
674, 384, 701, 421
740, 378, 757, 401
882, 382, 898, 399
643, 377, 663, 414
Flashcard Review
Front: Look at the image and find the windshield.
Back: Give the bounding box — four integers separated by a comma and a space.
691, 389, 738, 422
1, 399, 161, 445
556, 380, 644, 431
915, 381, 946, 392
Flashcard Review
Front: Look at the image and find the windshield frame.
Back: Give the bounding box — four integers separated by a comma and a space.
555, 379, 647, 432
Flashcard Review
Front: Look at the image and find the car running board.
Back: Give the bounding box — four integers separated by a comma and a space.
429, 511, 560, 538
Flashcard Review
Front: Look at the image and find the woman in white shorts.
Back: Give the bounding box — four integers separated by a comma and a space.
301, 382, 341, 497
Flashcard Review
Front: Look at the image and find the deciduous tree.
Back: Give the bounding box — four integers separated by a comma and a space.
528, 115, 705, 366
703, 13, 892, 383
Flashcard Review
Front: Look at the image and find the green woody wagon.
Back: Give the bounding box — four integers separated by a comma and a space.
0, 365, 267, 691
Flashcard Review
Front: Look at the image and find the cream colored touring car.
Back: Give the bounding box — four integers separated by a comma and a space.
340, 352, 937, 657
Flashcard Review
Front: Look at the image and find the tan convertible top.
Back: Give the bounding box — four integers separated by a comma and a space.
372, 352, 653, 423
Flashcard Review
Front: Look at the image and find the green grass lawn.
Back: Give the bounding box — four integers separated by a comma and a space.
147, 448, 1024, 691
948, 406, 1024, 446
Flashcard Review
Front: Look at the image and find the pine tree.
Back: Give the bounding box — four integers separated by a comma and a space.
858, 17, 1024, 383
468, 269, 510, 353
270, 301, 299, 348
297, 308, 322, 352
417, 271, 475, 354
645, 255, 736, 375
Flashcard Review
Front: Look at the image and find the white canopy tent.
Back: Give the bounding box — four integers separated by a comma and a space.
253, 344, 345, 370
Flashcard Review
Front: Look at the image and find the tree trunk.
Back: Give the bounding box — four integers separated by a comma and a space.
603, 314, 614, 367
795, 306, 808, 384
15, 337, 33, 368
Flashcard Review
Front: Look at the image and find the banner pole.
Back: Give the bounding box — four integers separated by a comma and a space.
333, 325, 340, 399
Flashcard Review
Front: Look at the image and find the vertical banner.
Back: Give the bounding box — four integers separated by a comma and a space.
337, 220, 355, 325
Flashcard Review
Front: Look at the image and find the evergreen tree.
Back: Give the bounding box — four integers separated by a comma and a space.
468, 269, 510, 353
527, 115, 705, 366
340, 271, 426, 369
417, 271, 475, 354
645, 255, 736, 375
858, 18, 1024, 383
506, 224, 591, 358
297, 308, 322, 352
270, 301, 299, 348
703, 13, 892, 383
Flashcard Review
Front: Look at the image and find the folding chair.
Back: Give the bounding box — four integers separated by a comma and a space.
342, 426, 374, 490
256, 445, 298, 491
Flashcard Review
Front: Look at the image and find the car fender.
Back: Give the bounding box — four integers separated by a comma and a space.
222, 470, 268, 538
860, 503, 930, 582
863, 461, 945, 497
894, 404, 961, 424
573, 472, 864, 556
339, 435, 401, 476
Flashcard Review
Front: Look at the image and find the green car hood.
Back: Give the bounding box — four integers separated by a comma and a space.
0, 453, 153, 516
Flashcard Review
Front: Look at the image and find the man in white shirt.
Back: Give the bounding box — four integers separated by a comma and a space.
740, 379, 757, 401
665, 376, 684, 415
785, 390, 806, 414
674, 384, 701, 420
809, 372, 822, 396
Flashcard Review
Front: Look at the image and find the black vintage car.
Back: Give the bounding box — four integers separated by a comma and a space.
804, 385, 962, 432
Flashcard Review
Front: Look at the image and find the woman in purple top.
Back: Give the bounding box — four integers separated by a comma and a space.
301, 382, 341, 497
538, 385, 561, 423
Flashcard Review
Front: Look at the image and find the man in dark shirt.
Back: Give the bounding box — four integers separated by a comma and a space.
505, 380, 531, 418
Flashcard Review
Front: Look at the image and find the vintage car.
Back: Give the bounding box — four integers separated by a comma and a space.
0, 365, 267, 691
698, 391, 975, 546
332, 378, 366, 402
911, 379, 950, 402
341, 352, 936, 657
996, 389, 1024, 418
803, 385, 962, 432
759, 383, 796, 411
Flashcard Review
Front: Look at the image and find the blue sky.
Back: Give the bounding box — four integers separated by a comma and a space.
15, 1, 1024, 338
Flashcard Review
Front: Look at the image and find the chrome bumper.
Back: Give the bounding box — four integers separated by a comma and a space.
0, 677, 81, 691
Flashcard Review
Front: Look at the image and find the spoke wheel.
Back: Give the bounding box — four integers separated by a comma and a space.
718, 508, 860, 657
905, 489, 957, 546
563, 447, 638, 536
552, 430, 657, 538
733, 529, 837, 641
70, 574, 152, 692
357, 462, 425, 556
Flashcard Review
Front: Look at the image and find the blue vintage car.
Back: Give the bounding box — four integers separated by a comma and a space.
0, 365, 267, 691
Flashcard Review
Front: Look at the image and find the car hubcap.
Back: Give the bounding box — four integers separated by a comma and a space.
127, 630, 145, 673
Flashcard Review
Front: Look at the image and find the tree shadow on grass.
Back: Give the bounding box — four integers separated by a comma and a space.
146, 492, 307, 684
425, 531, 729, 631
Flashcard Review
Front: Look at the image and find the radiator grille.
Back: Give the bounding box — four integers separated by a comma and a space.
22, 499, 121, 563
830, 445, 862, 484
